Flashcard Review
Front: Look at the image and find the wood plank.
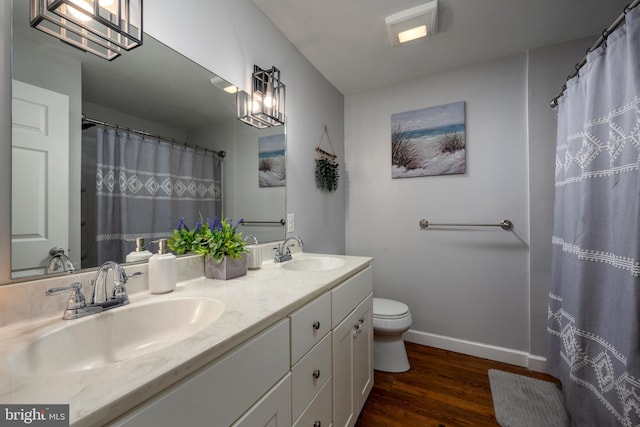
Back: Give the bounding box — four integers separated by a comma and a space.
355, 342, 560, 427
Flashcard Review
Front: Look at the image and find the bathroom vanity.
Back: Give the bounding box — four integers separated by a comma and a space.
0, 253, 373, 427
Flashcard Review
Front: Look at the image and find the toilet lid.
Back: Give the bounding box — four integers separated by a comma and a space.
373, 298, 409, 319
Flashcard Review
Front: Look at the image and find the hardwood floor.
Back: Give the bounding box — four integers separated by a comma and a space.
355, 342, 560, 427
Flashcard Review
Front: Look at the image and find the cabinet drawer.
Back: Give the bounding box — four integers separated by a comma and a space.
290, 292, 331, 364
111, 319, 290, 427
291, 332, 332, 421
331, 267, 372, 328
293, 377, 333, 427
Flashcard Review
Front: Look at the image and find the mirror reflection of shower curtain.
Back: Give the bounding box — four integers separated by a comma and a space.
548, 5, 640, 426
95, 127, 222, 264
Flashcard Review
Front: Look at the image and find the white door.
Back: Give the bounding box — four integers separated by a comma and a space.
11, 80, 69, 276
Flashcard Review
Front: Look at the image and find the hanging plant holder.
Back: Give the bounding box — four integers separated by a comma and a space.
315, 126, 339, 192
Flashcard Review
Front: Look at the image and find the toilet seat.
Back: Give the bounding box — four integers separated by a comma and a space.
373, 298, 409, 319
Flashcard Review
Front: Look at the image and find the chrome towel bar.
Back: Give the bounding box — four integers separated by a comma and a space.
419, 219, 513, 231
239, 219, 286, 226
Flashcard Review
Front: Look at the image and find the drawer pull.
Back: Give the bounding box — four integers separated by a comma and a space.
313, 421, 321, 427
312, 369, 321, 380
312, 320, 321, 330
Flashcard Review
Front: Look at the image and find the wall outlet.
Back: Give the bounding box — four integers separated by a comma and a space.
287, 213, 295, 233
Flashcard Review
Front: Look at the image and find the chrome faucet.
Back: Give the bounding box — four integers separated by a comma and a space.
92, 261, 133, 306
46, 247, 75, 274
46, 261, 142, 320
274, 236, 304, 263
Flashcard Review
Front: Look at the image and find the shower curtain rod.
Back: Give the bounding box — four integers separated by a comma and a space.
81, 115, 226, 158
549, 0, 640, 108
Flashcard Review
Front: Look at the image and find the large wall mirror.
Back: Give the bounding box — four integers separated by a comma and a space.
9, 0, 286, 280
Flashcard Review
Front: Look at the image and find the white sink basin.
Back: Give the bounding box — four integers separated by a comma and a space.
281, 256, 346, 272
5, 297, 225, 376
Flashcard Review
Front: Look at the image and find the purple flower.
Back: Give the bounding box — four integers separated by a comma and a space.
177, 217, 189, 231
212, 217, 223, 231
194, 217, 203, 233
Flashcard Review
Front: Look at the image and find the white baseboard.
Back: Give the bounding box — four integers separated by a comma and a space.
403, 329, 548, 373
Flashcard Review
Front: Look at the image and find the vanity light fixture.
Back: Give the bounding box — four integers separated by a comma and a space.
30, 0, 143, 61
237, 65, 286, 129
385, 0, 438, 46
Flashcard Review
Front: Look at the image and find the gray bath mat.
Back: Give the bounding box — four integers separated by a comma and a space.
488, 369, 570, 427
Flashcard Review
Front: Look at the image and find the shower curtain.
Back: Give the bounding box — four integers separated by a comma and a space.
95, 128, 222, 264
548, 5, 640, 426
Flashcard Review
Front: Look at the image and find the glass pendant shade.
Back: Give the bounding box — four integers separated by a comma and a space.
237, 65, 286, 129
30, 0, 143, 61
237, 90, 270, 129
251, 65, 285, 127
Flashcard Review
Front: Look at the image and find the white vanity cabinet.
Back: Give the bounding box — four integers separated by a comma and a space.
108, 263, 373, 427
331, 267, 373, 427
110, 319, 291, 427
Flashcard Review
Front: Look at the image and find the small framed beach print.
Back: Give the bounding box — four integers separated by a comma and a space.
258, 134, 286, 187
391, 101, 466, 178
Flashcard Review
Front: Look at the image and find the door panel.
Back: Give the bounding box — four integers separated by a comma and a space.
11, 80, 69, 275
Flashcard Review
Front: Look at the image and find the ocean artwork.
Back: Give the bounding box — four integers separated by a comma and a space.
259, 134, 286, 187
391, 101, 466, 178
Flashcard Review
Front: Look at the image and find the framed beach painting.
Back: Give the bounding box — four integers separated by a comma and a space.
258, 134, 286, 187
391, 101, 466, 178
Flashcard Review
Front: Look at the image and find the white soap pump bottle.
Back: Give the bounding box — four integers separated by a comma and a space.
125, 237, 153, 263
148, 239, 176, 294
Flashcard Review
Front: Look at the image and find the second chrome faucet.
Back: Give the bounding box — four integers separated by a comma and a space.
274, 236, 304, 263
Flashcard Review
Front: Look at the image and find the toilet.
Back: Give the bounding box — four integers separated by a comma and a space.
372, 297, 413, 372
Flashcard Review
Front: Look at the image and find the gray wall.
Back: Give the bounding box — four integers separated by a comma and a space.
345, 54, 531, 353
345, 37, 596, 366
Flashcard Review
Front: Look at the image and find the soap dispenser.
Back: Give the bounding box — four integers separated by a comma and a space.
244, 235, 262, 269
125, 237, 153, 263
148, 239, 176, 294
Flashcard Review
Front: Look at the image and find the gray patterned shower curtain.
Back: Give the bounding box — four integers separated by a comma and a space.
548, 5, 640, 426
95, 128, 222, 264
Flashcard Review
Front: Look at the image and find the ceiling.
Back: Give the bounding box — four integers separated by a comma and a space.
252, 0, 630, 95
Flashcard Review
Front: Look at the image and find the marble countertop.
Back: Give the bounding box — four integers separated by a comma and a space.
0, 253, 372, 426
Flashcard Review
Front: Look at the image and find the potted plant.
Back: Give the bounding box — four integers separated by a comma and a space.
168, 216, 249, 280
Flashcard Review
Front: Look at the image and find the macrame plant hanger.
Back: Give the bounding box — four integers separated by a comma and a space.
315, 126, 339, 192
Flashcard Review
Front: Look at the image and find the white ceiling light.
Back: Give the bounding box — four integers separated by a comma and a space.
385, 0, 438, 47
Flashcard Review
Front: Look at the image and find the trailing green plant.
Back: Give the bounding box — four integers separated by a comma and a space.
315, 157, 339, 192
167, 215, 248, 263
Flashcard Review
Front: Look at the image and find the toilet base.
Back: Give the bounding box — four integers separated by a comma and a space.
373, 333, 410, 373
